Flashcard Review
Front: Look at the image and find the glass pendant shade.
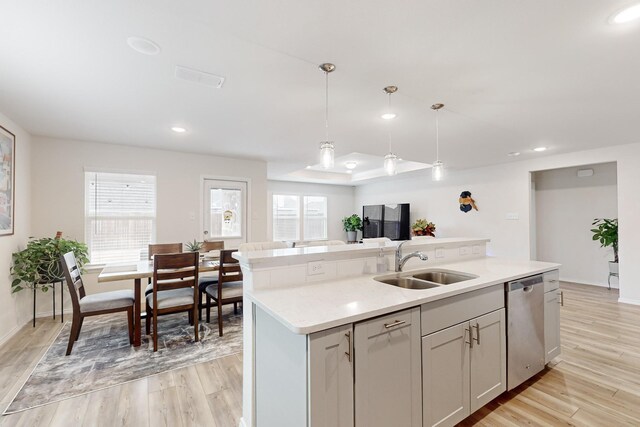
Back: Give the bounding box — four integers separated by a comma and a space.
431, 160, 444, 181
384, 153, 398, 175
320, 141, 335, 169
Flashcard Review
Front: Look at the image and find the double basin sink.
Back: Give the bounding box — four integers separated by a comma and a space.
374, 269, 478, 290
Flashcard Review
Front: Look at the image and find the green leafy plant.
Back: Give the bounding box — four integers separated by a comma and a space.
411, 219, 436, 237
342, 214, 363, 232
591, 218, 618, 263
185, 239, 203, 252
11, 235, 89, 294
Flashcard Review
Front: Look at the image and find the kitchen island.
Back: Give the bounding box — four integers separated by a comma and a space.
233, 238, 560, 427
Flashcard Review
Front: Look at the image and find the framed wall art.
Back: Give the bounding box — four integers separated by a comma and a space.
0, 125, 15, 236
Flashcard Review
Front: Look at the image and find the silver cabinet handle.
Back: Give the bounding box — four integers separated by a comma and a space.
465, 327, 473, 348
344, 331, 351, 362
558, 291, 564, 306
384, 320, 406, 329
473, 322, 480, 345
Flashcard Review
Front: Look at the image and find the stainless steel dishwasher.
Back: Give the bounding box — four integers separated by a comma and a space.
506, 274, 545, 390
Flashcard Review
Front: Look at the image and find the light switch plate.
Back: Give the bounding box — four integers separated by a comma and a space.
505, 213, 520, 220
307, 261, 325, 276
459, 246, 470, 256
435, 248, 445, 259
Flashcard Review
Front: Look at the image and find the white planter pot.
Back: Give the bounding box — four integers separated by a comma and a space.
609, 261, 619, 275
346, 231, 357, 242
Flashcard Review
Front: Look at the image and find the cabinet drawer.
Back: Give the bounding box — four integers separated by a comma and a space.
543, 270, 560, 292
421, 285, 504, 336
358, 307, 418, 338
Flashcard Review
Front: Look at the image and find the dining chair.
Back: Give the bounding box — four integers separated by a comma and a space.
145, 243, 182, 295
146, 252, 199, 352
198, 240, 225, 321
306, 240, 347, 247
60, 251, 134, 356
205, 249, 243, 336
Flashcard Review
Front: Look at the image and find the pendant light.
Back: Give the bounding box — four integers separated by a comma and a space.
431, 103, 445, 181
319, 63, 336, 169
383, 86, 399, 175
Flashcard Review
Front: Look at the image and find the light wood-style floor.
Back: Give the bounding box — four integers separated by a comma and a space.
1, 282, 638, 426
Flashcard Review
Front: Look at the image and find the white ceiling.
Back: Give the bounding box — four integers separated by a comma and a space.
1, 1, 639, 183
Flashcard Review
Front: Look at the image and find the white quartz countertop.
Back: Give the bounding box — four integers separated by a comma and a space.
245, 257, 560, 335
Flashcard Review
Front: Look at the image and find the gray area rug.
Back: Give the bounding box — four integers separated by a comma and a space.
4, 308, 242, 414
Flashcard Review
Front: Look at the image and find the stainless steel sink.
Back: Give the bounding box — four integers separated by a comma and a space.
376, 277, 441, 290
411, 270, 477, 285
374, 268, 477, 290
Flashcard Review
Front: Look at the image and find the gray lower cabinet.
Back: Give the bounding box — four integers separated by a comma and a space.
354, 307, 422, 427
422, 308, 506, 427
544, 290, 561, 363
308, 324, 354, 427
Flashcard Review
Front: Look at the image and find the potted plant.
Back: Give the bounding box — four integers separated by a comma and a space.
185, 239, 203, 252
342, 214, 363, 243
591, 218, 618, 275
11, 233, 89, 293
412, 219, 436, 237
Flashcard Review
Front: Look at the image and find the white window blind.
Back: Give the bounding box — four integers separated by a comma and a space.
85, 171, 156, 264
303, 196, 328, 241
272, 194, 300, 241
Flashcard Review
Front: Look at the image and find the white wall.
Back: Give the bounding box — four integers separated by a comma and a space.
0, 112, 32, 345
355, 142, 640, 305
30, 136, 268, 313
267, 180, 355, 242
534, 163, 617, 287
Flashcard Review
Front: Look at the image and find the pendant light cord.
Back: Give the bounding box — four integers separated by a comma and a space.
325, 71, 329, 142
435, 109, 440, 160
387, 93, 392, 153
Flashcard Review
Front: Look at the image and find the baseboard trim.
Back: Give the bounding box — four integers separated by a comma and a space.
0, 324, 22, 348
239, 417, 247, 427
560, 277, 618, 289
618, 297, 640, 306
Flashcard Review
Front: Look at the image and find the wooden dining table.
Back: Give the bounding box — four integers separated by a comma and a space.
98, 258, 219, 347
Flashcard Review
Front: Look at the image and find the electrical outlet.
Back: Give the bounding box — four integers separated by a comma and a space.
472, 245, 482, 255
505, 213, 520, 220
307, 261, 325, 276
435, 248, 445, 259
459, 246, 470, 256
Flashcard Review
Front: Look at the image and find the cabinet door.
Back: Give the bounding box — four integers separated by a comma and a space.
544, 291, 561, 363
354, 307, 421, 427
422, 322, 470, 427
469, 309, 506, 413
309, 324, 354, 427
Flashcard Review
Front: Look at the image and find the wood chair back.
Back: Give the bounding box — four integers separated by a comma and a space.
217, 249, 243, 290
60, 251, 86, 314
152, 252, 199, 294
148, 243, 182, 260
201, 240, 224, 252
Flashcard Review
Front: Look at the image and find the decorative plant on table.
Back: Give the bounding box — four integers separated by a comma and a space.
185, 239, 203, 252
411, 219, 436, 237
591, 218, 618, 272
342, 214, 363, 242
11, 233, 89, 294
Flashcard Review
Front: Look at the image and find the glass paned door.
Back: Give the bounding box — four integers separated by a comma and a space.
203, 179, 247, 247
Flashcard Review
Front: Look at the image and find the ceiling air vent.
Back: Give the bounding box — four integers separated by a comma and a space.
175, 65, 225, 88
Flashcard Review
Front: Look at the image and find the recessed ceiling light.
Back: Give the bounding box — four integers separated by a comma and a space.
381, 113, 397, 120
533, 147, 547, 152
345, 161, 358, 169
305, 165, 312, 169
508, 151, 521, 157
346, 170, 353, 174
171, 126, 186, 133
612, 4, 640, 24
126, 36, 161, 56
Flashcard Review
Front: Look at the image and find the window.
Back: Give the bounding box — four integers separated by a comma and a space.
272, 194, 300, 241
272, 194, 328, 241
303, 196, 328, 241
85, 171, 156, 264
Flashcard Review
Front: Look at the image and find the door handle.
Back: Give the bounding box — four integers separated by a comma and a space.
344, 331, 351, 362
473, 322, 480, 345
465, 327, 473, 348
384, 320, 406, 329
204, 230, 209, 235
